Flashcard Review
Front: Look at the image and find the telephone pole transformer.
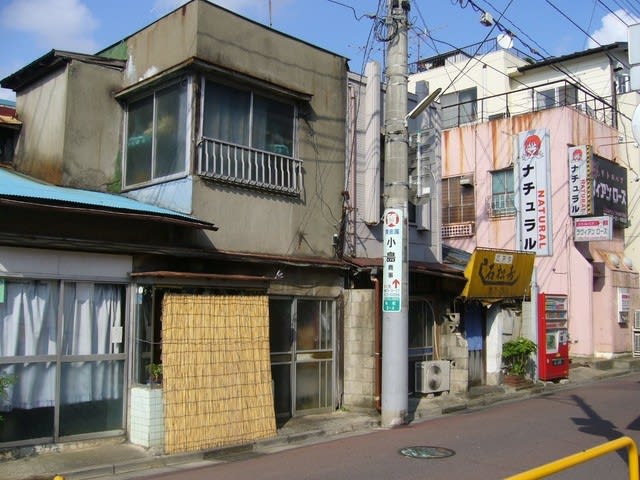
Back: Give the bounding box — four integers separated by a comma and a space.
381, 0, 410, 428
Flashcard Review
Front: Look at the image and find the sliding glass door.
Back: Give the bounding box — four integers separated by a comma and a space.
0, 279, 126, 445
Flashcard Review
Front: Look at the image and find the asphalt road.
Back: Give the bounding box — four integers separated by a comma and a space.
134, 373, 640, 479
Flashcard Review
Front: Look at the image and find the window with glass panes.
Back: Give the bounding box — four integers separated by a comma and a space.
124, 81, 189, 187
490, 168, 515, 217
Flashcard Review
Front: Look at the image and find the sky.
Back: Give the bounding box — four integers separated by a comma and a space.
1, 0, 639, 102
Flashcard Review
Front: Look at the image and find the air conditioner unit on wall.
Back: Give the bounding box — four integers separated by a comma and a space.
415, 360, 451, 394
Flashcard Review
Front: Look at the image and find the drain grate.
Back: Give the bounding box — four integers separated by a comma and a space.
399, 446, 456, 459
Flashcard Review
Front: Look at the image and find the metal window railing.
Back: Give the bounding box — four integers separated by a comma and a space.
438, 79, 616, 130
488, 193, 516, 217
197, 137, 303, 195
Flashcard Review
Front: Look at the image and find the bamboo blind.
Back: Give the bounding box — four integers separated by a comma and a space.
162, 294, 276, 454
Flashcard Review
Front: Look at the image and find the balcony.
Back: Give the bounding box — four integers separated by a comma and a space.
197, 137, 303, 196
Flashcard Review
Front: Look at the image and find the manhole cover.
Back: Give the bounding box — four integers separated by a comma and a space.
399, 446, 456, 459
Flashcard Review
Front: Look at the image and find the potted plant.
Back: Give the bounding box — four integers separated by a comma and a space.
146, 363, 163, 386
0, 374, 16, 422
501, 337, 537, 386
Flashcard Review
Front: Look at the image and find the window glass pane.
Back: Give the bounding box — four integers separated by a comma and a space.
492, 171, 507, 195
458, 88, 477, 124
319, 300, 332, 350
203, 81, 250, 145
295, 361, 331, 411
536, 89, 555, 109
559, 85, 577, 105
296, 300, 318, 351
0, 280, 58, 357
440, 93, 457, 128
135, 285, 154, 384
62, 283, 125, 356
59, 360, 124, 436
269, 299, 292, 353
0, 363, 55, 442
252, 95, 293, 155
155, 83, 187, 178
126, 97, 153, 185
271, 363, 291, 419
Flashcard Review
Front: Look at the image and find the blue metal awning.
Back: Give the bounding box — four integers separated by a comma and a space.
0, 168, 216, 230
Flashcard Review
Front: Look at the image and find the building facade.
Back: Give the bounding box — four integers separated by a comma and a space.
0, 0, 351, 453
409, 40, 639, 385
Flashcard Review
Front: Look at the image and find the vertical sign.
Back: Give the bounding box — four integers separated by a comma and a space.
568, 145, 592, 217
515, 129, 552, 257
383, 208, 403, 312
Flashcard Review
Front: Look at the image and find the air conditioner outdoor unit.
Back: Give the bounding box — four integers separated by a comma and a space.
415, 360, 450, 394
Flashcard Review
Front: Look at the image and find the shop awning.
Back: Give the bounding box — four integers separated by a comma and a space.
460, 248, 535, 299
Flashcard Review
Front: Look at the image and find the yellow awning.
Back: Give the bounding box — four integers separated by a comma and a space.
461, 248, 535, 299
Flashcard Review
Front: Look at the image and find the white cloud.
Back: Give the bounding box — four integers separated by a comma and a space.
0, 0, 98, 53
588, 9, 639, 48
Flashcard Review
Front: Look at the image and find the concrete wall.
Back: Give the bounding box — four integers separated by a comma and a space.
63, 61, 124, 190
190, 3, 346, 257
14, 68, 67, 183
342, 289, 376, 410
13, 60, 124, 191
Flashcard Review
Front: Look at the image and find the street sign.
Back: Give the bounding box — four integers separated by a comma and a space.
383, 208, 403, 312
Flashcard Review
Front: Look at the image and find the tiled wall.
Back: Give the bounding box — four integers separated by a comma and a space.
129, 386, 164, 450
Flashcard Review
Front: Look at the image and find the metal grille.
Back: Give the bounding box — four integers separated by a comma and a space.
442, 222, 474, 238
198, 137, 302, 195
488, 193, 516, 217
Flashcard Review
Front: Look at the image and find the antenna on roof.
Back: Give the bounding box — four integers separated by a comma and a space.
269, 0, 272, 27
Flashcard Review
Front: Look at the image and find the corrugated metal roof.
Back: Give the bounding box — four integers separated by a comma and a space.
0, 168, 216, 230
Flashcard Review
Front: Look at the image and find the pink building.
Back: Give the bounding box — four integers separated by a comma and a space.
441, 102, 637, 374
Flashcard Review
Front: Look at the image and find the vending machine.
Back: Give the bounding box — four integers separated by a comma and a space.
537, 293, 569, 380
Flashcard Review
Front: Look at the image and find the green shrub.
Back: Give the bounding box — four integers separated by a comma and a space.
502, 337, 537, 376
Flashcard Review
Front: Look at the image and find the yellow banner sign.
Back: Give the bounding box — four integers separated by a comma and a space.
461, 248, 536, 299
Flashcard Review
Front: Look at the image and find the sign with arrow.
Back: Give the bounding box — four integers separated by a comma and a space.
383, 208, 403, 312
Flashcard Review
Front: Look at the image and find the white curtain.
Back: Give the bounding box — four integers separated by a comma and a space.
0, 281, 58, 410
61, 283, 123, 404
0, 281, 123, 410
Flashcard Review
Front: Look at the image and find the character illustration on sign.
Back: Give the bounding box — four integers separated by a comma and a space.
478, 258, 520, 286
522, 134, 543, 160
572, 148, 583, 162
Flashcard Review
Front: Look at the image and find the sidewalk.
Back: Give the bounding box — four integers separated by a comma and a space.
2, 357, 639, 480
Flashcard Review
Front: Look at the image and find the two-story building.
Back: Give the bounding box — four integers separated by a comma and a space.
0, 0, 351, 454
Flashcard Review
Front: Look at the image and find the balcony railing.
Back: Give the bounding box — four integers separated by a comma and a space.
197, 137, 303, 195
440, 80, 616, 130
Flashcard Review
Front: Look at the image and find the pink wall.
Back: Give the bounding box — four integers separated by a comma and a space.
442, 107, 632, 357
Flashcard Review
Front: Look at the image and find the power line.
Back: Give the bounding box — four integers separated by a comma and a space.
597, 0, 633, 25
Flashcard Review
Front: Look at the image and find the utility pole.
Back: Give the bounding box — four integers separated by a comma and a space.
381, 0, 410, 428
